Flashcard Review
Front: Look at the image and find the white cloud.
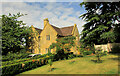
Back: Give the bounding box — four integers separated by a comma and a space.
0, 2, 2, 15
2, 2, 86, 34
1, 0, 83, 2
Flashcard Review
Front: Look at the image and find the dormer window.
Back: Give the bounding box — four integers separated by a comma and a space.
46, 35, 50, 40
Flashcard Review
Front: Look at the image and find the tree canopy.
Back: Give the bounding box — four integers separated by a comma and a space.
1, 13, 31, 55
80, 2, 120, 47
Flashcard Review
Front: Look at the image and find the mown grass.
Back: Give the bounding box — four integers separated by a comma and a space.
18, 54, 119, 74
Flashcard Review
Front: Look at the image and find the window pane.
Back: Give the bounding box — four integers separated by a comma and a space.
46, 48, 48, 53
46, 35, 50, 40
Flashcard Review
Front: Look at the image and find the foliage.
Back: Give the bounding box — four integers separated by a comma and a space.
110, 45, 120, 53
80, 2, 120, 47
77, 47, 85, 56
48, 59, 52, 66
48, 59, 53, 71
95, 47, 104, 63
50, 36, 76, 53
2, 53, 53, 65
1, 13, 32, 55
77, 47, 94, 56
83, 50, 93, 55
49, 36, 76, 60
2, 52, 30, 61
68, 54, 76, 59
26, 26, 40, 53
2, 54, 54, 75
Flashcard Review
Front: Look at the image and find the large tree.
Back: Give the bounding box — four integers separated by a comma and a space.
80, 2, 120, 47
1, 13, 31, 55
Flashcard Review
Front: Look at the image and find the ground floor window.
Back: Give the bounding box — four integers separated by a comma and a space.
46, 48, 51, 53
39, 50, 41, 53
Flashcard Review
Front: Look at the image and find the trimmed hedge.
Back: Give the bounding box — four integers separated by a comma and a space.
2, 55, 53, 76
2, 58, 31, 66
2, 53, 31, 61
2, 53, 53, 66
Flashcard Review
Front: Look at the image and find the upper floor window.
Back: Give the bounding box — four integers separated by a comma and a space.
46, 35, 50, 40
38, 36, 40, 39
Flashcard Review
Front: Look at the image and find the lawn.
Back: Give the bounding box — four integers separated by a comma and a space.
18, 54, 119, 74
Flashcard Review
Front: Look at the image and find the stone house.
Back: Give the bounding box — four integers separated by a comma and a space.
29, 18, 80, 55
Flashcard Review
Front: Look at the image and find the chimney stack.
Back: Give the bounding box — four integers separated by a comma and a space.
44, 18, 49, 27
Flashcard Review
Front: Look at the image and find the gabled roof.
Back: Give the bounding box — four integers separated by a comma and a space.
60, 26, 74, 36
33, 24, 74, 36
51, 25, 74, 36
34, 27, 42, 34
51, 25, 63, 35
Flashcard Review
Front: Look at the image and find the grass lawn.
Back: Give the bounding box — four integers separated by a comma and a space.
18, 54, 119, 74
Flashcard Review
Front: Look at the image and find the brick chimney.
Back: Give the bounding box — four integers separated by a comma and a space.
44, 18, 49, 27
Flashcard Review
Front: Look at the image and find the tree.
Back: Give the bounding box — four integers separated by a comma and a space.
1, 13, 31, 55
80, 2, 120, 47
49, 36, 76, 60
48, 59, 53, 71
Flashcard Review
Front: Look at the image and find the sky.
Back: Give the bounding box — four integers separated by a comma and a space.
2, 2, 86, 34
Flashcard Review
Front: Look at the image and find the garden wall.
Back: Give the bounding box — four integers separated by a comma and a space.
94, 43, 120, 52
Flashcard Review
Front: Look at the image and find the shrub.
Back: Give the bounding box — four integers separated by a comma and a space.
68, 54, 75, 59
2, 52, 31, 61
111, 45, 120, 53
2, 54, 54, 76
95, 47, 105, 63
83, 50, 93, 55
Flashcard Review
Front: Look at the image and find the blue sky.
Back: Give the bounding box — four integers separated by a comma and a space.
2, 2, 86, 33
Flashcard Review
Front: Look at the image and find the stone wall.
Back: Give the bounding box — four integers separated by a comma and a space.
94, 43, 120, 52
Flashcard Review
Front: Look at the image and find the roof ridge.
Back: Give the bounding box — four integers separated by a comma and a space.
34, 27, 43, 30
51, 25, 74, 36
60, 26, 74, 29
51, 25, 60, 29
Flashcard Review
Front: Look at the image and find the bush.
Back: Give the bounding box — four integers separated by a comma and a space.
2, 54, 54, 76
111, 45, 120, 53
83, 50, 93, 55
68, 54, 76, 59
2, 52, 31, 61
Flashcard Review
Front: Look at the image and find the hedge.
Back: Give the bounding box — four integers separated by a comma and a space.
2, 53, 31, 61
2, 53, 53, 62
2, 55, 54, 76
2, 53, 53, 66
2, 53, 81, 75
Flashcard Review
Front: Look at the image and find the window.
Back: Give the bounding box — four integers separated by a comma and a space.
38, 36, 40, 39
39, 50, 41, 53
46, 35, 50, 40
46, 48, 48, 53
46, 48, 51, 53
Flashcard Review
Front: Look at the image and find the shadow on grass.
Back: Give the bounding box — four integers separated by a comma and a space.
108, 57, 120, 61
69, 60, 75, 64
48, 68, 57, 72
91, 59, 104, 63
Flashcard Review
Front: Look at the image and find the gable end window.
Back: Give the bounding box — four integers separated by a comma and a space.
46, 35, 50, 40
